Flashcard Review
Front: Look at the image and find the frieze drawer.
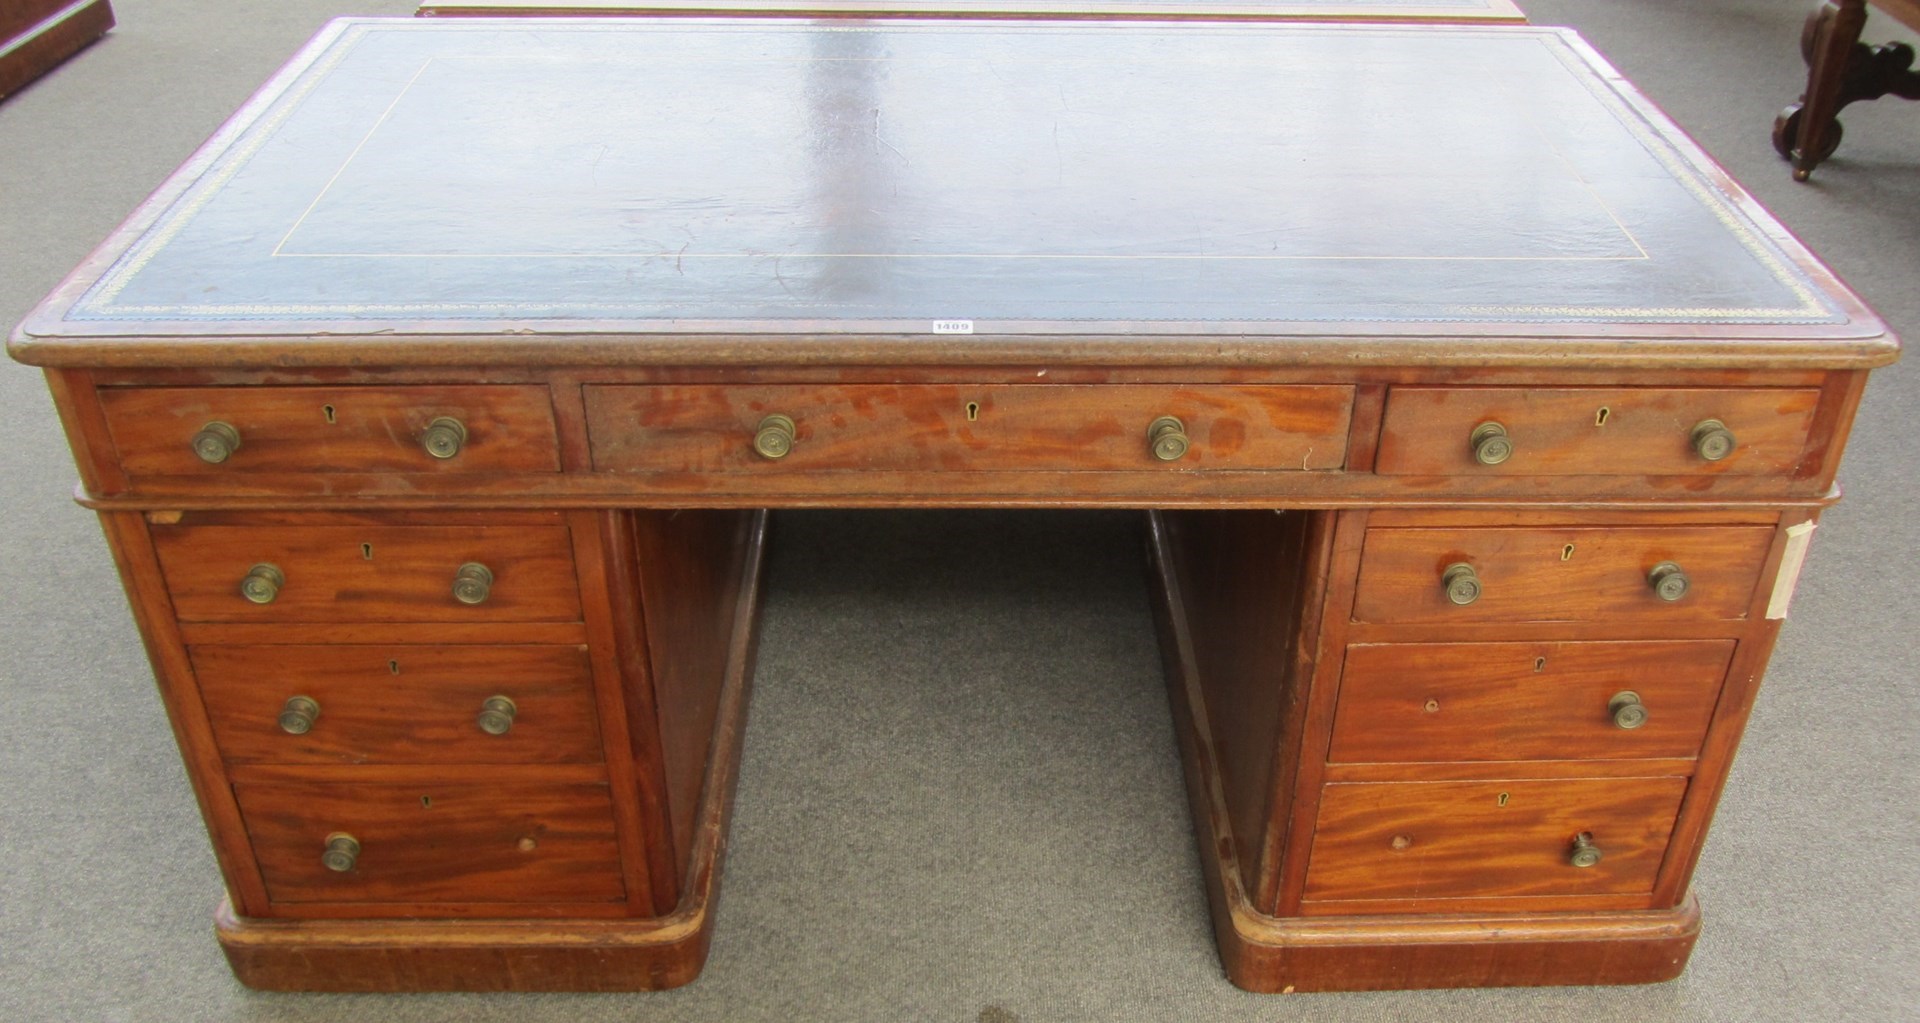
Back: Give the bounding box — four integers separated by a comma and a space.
583, 384, 1354, 473
99, 385, 562, 476
1375, 387, 1820, 477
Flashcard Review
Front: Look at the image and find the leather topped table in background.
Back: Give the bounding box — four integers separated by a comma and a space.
7, 17, 1896, 994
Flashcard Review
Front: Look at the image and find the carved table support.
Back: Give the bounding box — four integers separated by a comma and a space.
1775, 0, 1920, 181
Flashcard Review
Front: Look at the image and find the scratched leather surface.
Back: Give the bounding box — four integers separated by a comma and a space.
64, 20, 1844, 329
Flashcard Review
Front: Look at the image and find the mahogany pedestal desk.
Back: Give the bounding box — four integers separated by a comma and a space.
7, 17, 1898, 994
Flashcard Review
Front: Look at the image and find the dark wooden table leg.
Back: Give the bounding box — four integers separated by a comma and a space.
1775, 0, 1920, 181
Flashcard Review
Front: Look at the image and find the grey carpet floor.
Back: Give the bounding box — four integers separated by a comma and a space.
2, 1, 1916, 1020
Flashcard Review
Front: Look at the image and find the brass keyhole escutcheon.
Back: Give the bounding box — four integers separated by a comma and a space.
1148, 416, 1190, 461
1691, 418, 1737, 461
1497, 792, 1511, 808
361, 543, 374, 561
388, 659, 401, 675
452, 562, 494, 605
191, 421, 241, 464
240, 563, 285, 604
753, 414, 797, 459
1561, 543, 1576, 561
1594, 406, 1611, 427
421, 416, 468, 460
321, 833, 360, 873
277, 695, 320, 735
1609, 690, 1649, 730
1469, 421, 1512, 465
1441, 562, 1481, 605
1648, 561, 1690, 601
322, 404, 337, 424
1569, 832, 1603, 868
476, 695, 518, 736
965, 401, 981, 422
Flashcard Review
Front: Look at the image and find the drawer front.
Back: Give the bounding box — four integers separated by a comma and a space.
153, 524, 582, 623
1302, 777, 1687, 905
1352, 525, 1774, 624
1329, 640, 1734, 764
583, 384, 1353, 472
1375, 387, 1820, 476
100, 385, 561, 475
234, 781, 625, 905
195, 645, 603, 765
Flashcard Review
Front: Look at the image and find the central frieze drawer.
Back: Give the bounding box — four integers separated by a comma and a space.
1329, 640, 1734, 764
151, 523, 582, 623
233, 781, 625, 906
195, 644, 603, 765
1352, 525, 1775, 624
1302, 777, 1688, 907
99, 385, 562, 475
583, 384, 1353, 472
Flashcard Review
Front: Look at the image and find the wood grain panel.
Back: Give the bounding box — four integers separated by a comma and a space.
100, 385, 560, 475
584, 384, 1352, 473
152, 523, 582, 623
1376, 387, 1821, 476
233, 781, 625, 906
1302, 777, 1688, 905
1352, 526, 1774, 624
1329, 640, 1734, 764
194, 645, 602, 765
0, 0, 113, 100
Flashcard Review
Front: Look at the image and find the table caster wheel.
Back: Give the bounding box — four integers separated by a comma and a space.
1773, 104, 1843, 162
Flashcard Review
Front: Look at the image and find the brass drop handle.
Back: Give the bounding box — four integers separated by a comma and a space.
1608, 690, 1649, 730
1568, 832, 1603, 868
1147, 416, 1190, 462
1648, 561, 1690, 602
191, 421, 242, 464
321, 832, 360, 873
1441, 562, 1482, 605
1469, 421, 1513, 466
240, 563, 285, 604
476, 695, 518, 736
753, 414, 796, 459
278, 695, 321, 735
452, 562, 494, 605
421, 416, 468, 460
1691, 419, 1736, 462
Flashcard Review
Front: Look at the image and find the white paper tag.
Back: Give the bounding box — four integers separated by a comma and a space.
1766, 520, 1817, 620
932, 320, 974, 334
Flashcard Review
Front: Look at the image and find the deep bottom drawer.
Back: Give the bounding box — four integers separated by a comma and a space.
1302, 776, 1687, 908
234, 781, 625, 906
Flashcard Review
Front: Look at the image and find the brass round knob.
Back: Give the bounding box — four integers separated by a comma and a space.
1648, 561, 1690, 602
753, 414, 796, 459
191, 421, 242, 464
278, 695, 321, 735
1469, 422, 1513, 466
1148, 416, 1190, 462
1568, 832, 1603, 868
321, 832, 360, 873
452, 562, 494, 605
1691, 419, 1736, 462
476, 695, 518, 736
1608, 690, 1648, 730
240, 563, 285, 604
421, 416, 468, 460
1441, 562, 1481, 605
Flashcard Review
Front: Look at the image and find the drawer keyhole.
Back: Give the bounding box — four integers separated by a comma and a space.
1594, 406, 1611, 427
1534, 656, 1547, 672
1497, 792, 1511, 808
420, 796, 432, 809
965, 401, 980, 422
361, 543, 374, 561
388, 659, 401, 675
322, 404, 337, 424
1561, 543, 1576, 561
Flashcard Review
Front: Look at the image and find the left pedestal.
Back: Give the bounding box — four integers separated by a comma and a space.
91, 498, 766, 991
